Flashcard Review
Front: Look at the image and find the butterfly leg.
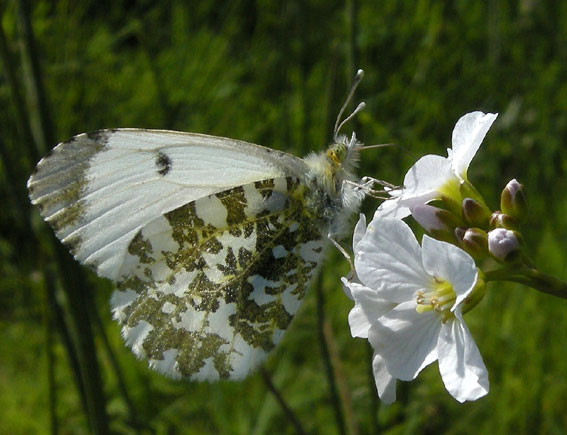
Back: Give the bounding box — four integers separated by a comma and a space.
327, 233, 355, 280
343, 177, 396, 200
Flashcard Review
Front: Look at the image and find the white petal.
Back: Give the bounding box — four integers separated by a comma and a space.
352, 213, 367, 251
372, 353, 397, 404
373, 196, 413, 219
368, 300, 440, 381
374, 155, 453, 219
341, 276, 355, 300
355, 218, 432, 303
437, 315, 489, 402
374, 193, 438, 219
348, 304, 372, 338
451, 112, 498, 179
421, 235, 478, 306
402, 154, 454, 195
344, 279, 396, 338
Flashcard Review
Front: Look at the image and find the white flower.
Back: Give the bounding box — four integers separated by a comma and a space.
346, 217, 489, 403
377, 111, 498, 219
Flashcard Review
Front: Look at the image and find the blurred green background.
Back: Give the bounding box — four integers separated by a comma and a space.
1, 0, 566, 433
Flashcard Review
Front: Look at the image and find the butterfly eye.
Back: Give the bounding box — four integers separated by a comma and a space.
327, 143, 347, 166
327, 149, 339, 164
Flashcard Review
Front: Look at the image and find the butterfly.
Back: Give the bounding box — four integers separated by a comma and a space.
27, 70, 373, 381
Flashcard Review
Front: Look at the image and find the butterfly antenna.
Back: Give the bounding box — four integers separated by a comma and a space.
360, 143, 396, 150
334, 69, 366, 143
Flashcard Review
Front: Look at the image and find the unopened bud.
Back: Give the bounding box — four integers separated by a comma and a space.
488, 228, 521, 260
454, 226, 467, 242
501, 179, 527, 222
411, 204, 460, 231
461, 228, 488, 260
411, 204, 460, 242
462, 198, 491, 228
438, 194, 462, 218
461, 270, 486, 315
489, 211, 519, 231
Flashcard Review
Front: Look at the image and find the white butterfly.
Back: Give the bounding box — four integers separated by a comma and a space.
27, 71, 372, 380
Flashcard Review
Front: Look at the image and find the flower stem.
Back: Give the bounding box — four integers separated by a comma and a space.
485, 267, 567, 299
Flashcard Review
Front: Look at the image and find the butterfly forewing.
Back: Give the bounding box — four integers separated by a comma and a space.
111, 176, 326, 380
27, 129, 309, 280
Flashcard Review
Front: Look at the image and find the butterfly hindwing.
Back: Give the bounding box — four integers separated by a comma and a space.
111, 176, 326, 380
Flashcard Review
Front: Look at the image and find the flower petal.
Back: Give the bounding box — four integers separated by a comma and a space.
437, 315, 489, 402
355, 218, 432, 303
421, 235, 478, 305
372, 353, 397, 404
368, 300, 440, 381
352, 213, 367, 251
375, 154, 453, 219
402, 154, 454, 195
451, 112, 498, 179
344, 278, 396, 338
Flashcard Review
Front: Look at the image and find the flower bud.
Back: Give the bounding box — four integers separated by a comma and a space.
461, 270, 486, 315
411, 204, 460, 231
489, 211, 519, 231
410, 204, 460, 242
461, 228, 488, 260
454, 226, 466, 242
500, 179, 527, 222
462, 198, 491, 228
488, 228, 521, 260
459, 179, 484, 204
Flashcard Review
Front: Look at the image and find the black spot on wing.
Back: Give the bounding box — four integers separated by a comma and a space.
156, 150, 172, 176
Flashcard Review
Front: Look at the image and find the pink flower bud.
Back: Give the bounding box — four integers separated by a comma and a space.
488, 228, 520, 260
410, 204, 459, 233
500, 179, 527, 222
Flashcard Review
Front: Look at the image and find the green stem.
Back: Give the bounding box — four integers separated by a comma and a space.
91, 302, 142, 433
323, 315, 359, 435
260, 368, 306, 435
43, 268, 58, 435
16, 0, 53, 155
16, 0, 110, 431
0, 16, 37, 162
315, 273, 346, 435
484, 266, 567, 299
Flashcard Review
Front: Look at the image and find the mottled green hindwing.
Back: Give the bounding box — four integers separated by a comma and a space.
111, 177, 326, 380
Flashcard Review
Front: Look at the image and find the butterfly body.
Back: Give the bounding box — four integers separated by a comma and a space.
28, 129, 365, 380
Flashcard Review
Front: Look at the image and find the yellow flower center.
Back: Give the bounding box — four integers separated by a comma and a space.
415, 279, 456, 322
437, 177, 461, 202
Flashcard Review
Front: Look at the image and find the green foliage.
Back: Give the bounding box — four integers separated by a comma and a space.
1, 0, 566, 433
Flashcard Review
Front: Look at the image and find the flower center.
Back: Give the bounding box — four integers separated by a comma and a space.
415, 279, 456, 322
437, 177, 461, 202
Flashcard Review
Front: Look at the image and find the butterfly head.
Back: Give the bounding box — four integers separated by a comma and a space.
327, 132, 363, 173
300, 70, 369, 235
327, 69, 366, 176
